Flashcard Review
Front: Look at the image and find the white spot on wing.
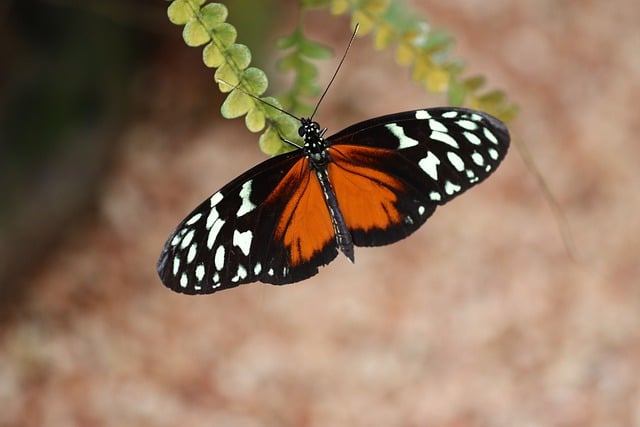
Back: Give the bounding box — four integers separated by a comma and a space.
186, 243, 197, 264
471, 151, 485, 166
431, 131, 459, 148
180, 229, 195, 250
442, 111, 458, 118
386, 123, 419, 149
206, 207, 219, 230
237, 180, 256, 217
254, 262, 262, 275
180, 273, 188, 288
418, 151, 440, 180
415, 110, 431, 119
447, 151, 465, 172
444, 181, 462, 195
456, 119, 478, 131
172, 257, 180, 276
464, 131, 482, 146
429, 119, 448, 133
484, 127, 498, 144
186, 213, 202, 225
214, 245, 225, 271
429, 191, 442, 201
170, 232, 183, 247
207, 218, 225, 249
195, 264, 205, 282
233, 229, 253, 256
210, 192, 223, 207
418, 205, 425, 215
232, 265, 247, 282
488, 148, 499, 160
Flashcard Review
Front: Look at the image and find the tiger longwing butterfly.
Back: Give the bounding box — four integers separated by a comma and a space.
157, 106, 510, 294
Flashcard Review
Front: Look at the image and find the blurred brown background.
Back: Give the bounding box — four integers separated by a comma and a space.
1, 0, 639, 426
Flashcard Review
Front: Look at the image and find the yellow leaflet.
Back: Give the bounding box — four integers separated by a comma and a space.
259, 127, 285, 156
203, 42, 224, 68
245, 108, 266, 133
183, 19, 210, 46
330, 0, 348, 15
425, 67, 449, 93
395, 42, 414, 66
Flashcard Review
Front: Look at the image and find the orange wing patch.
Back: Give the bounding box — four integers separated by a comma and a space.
328, 145, 406, 232
267, 158, 335, 266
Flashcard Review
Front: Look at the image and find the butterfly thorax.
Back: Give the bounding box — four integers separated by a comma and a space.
299, 118, 330, 168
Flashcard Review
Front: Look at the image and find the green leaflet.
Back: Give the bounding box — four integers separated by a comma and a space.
242, 68, 268, 96
211, 23, 236, 47
245, 107, 266, 133
221, 89, 251, 118
183, 20, 210, 46
226, 44, 251, 70
167, 0, 202, 25
200, 3, 227, 27
202, 42, 224, 68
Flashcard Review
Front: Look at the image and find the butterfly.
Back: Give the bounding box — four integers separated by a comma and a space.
157, 106, 510, 294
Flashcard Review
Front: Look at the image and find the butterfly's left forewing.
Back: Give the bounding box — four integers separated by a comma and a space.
157, 151, 339, 295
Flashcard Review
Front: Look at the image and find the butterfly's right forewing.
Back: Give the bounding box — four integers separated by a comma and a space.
325, 107, 510, 247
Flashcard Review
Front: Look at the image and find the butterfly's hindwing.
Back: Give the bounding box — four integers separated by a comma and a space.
259, 157, 341, 283
325, 145, 436, 247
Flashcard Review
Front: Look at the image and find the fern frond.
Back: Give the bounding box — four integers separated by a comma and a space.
166, 0, 299, 154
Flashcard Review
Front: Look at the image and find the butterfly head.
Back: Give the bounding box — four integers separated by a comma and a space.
298, 118, 325, 138
299, 118, 329, 166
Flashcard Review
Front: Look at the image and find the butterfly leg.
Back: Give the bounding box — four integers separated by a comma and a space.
278, 135, 303, 150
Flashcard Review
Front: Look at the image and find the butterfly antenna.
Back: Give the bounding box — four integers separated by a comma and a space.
217, 23, 359, 123
215, 79, 301, 122
310, 23, 360, 120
